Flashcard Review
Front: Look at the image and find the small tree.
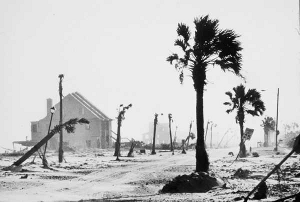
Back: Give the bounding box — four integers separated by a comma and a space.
224, 84, 265, 157
114, 104, 132, 161
261, 116, 275, 147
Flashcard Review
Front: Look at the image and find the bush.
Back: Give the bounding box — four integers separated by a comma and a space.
252, 152, 259, 157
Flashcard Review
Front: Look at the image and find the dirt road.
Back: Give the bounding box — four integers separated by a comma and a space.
1, 147, 299, 202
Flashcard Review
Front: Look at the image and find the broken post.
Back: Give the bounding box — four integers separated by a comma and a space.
58, 74, 64, 163
151, 113, 163, 155
114, 104, 132, 161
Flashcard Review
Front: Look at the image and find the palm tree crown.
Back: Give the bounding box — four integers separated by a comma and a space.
261, 117, 275, 133
167, 15, 243, 88
224, 84, 266, 123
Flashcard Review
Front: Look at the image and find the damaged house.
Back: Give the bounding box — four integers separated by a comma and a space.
16, 92, 112, 150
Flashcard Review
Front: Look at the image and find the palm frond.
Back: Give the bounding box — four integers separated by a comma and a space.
246, 110, 258, 116
245, 88, 261, 103
252, 99, 266, 115
194, 15, 219, 58
177, 23, 191, 44
166, 53, 179, 65
233, 84, 245, 100
175, 39, 187, 51
226, 109, 232, 114
225, 91, 233, 100
223, 102, 231, 106
179, 70, 184, 84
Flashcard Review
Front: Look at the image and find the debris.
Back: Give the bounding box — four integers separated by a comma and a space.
233, 168, 251, 179
160, 172, 224, 193
252, 181, 267, 199
228, 152, 234, 156
20, 174, 28, 179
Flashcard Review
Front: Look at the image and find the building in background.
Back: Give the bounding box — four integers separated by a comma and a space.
142, 122, 187, 145
16, 92, 112, 150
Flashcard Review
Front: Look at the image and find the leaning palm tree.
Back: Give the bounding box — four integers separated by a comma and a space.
167, 15, 243, 172
224, 84, 266, 157
261, 116, 275, 147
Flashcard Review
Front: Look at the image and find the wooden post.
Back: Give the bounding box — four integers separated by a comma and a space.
168, 114, 174, 154
275, 88, 279, 151
58, 74, 64, 163
151, 113, 158, 155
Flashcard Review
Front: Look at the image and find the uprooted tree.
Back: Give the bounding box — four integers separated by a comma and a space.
6, 118, 89, 169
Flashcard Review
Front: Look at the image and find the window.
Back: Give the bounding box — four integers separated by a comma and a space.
31, 124, 38, 132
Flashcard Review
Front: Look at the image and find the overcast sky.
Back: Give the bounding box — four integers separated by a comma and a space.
1, 0, 300, 150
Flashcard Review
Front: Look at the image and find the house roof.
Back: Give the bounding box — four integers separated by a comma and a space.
70, 92, 112, 121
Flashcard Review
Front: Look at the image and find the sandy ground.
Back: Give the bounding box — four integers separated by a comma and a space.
0, 146, 299, 202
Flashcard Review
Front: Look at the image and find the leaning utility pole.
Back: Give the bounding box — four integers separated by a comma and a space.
274, 88, 279, 151
58, 74, 64, 163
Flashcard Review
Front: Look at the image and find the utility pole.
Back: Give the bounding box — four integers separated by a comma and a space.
168, 113, 174, 154
151, 113, 163, 155
275, 88, 279, 151
58, 74, 64, 163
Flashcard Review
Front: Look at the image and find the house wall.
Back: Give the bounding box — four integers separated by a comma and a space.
31, 94, 112, 150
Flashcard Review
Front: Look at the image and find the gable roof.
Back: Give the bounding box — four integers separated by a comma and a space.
70, 92, 111, 121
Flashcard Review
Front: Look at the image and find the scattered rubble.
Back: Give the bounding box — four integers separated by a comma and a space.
233, 168, 251, 179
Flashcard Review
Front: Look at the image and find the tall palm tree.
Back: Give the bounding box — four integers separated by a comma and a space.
167, 15, 243, 172
224, 84, 266, 157
261, 116, 275, 147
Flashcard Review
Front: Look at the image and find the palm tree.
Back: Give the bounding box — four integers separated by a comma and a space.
224, 84, 266, 157
261, 116, 275, 147
167, 15, 243, 172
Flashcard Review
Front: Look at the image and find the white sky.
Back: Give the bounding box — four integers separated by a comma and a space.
1, 0, 300, 150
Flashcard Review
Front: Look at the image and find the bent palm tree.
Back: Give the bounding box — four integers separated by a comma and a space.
167, 15, 243, 172
224, 84, 266, 157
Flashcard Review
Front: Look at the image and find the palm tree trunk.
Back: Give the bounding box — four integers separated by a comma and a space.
239, 121, 246, 157
114, 116, 121, 158
195, 89, 209, 172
